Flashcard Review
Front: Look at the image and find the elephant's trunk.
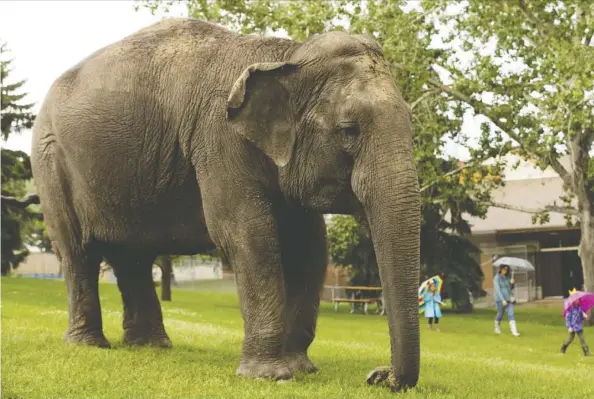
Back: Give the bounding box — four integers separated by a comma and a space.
353, 127, 421, 390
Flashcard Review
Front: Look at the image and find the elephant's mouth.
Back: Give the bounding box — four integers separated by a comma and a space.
297, 176, 357, 214
324, 188, 360, 215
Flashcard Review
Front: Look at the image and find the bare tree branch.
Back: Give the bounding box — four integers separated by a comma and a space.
516, 0, 556, 39
390, 60, 576, 189
490, 201, 580, 217
515, 0, 591, 47
1, 194, 40, 209
424, 73, 575, 189
410, 90, 437, 111
420, 161, 475, 192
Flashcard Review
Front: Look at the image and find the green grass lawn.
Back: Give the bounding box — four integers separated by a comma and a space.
2, 278, 593, 399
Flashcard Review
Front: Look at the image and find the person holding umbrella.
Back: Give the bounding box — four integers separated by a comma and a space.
493, 264, 520, 336
561, 288, 592, 356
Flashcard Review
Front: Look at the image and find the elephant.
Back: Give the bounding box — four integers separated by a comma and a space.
30, 18, 421, 391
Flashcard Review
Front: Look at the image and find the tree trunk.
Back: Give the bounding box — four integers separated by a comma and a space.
161, 255, 172, 302
579, 211, 594, 325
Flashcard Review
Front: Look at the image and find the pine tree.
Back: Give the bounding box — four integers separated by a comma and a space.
1, 42, 35, 140
1, 41, 39, 275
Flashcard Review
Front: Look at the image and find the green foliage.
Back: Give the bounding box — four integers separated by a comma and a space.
428, 0, 594, 219
1, 209, 28, 275
326, 215, 362, 268
327, 215, 379, 287
0, 149, 39, 275
1, 43, 46, 274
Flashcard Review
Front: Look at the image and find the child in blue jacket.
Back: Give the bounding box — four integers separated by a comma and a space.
423, 283, 443, 331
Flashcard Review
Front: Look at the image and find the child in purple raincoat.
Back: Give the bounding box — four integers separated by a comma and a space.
560, 298, 590, 356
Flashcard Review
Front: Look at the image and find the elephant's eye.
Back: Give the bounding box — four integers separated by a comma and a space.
338, 122, 360, 137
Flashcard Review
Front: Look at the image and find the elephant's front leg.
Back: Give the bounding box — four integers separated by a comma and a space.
211, 202, 291, 380
279, 208, 328, 375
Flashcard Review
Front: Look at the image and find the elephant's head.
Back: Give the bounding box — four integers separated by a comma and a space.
227, 31, 421, 391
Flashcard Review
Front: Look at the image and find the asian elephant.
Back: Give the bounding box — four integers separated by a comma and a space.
30, 18, 421, 391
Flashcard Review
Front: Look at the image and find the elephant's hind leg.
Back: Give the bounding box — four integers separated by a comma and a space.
39, 154, 109, 348
279, 208, 328, 375
60, 245, 110, 348
106, 250, 171, 348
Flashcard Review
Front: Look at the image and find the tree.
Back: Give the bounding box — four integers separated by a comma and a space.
152, 255, 182, 301
153, 251, 223, 300
326, 214, 378, 285
159, 255, 173, 301
419, 187, 485, 311
1, 151, 37, 274
1, 42, 35, 140
1, 42, 43, 275
421, 0, 593, 319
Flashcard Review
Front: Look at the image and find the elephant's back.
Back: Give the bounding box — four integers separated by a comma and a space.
44, 17, 293, 128
47, 18, 235, 98
36, 19, 233, 157
30, 22, 207, 231
31, 18, 292, 249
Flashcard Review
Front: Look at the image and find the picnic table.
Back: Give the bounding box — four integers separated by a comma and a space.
329, 285, 384, 315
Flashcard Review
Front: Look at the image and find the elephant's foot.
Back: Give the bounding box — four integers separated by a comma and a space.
122, 328, 172, 348
236, 357, 292, 381
366, 366, 416, 392
64, 330, 111, 348
284, 352, 318, 375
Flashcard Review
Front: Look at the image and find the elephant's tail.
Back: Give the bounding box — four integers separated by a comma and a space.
1, 193, 40, 209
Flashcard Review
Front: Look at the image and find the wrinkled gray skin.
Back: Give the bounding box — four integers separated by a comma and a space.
31, 19, 420, 391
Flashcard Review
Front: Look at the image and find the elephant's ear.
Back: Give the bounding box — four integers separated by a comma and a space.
227, 62, 299, 167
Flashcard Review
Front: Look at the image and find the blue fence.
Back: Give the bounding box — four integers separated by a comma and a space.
20, 273, 64, 280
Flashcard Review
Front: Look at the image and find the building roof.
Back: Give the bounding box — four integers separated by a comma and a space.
483, 153, 573, 181
463, 152, 576, 235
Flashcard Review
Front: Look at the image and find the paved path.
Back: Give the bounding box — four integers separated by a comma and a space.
473, 297, 564, 309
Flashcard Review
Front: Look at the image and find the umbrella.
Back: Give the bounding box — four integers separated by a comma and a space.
493, 256, 535, 272
563, 289, 594, 318
418, 275, 443, 313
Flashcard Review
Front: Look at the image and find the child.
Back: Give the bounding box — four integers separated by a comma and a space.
423, 283, 443, 331
561, 298, 590, 356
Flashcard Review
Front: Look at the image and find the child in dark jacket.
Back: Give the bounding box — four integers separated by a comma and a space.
561, 298, 590, 356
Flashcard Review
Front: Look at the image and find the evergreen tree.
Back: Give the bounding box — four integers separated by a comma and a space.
1, 41, 40, 275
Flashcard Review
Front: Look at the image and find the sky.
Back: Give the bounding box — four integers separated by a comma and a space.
0, 0, 471, 158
